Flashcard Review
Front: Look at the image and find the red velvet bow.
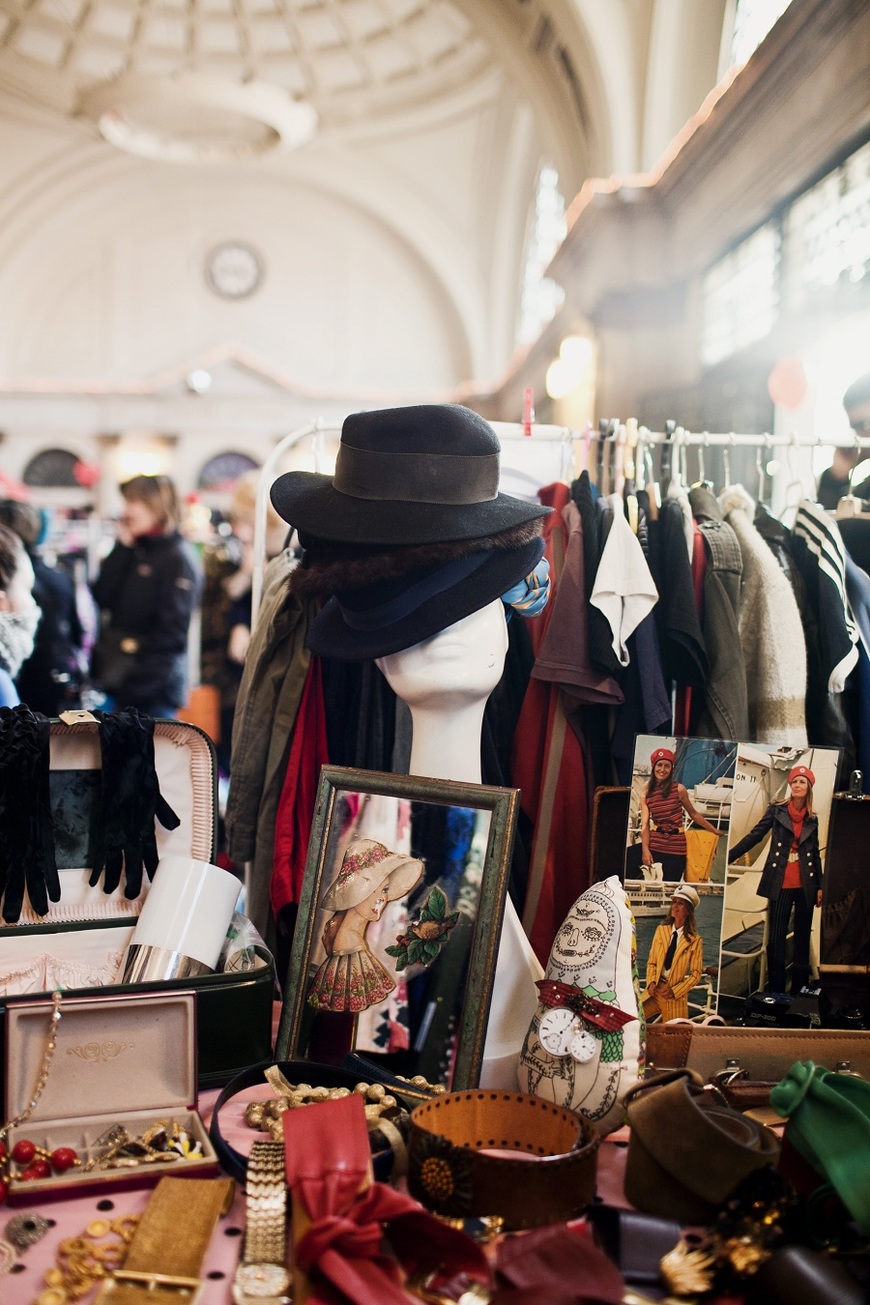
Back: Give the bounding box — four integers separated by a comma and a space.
285, 1094, 489, 1305
536, 980, 637, 1031
284, 1094, 626, 1305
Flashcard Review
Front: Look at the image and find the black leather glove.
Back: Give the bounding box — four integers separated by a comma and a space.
0, 705, 60, 923
89, 709, 181, 899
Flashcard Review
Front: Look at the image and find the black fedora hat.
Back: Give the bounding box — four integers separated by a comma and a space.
306, 535, 545, 661
270, 404, 550, 546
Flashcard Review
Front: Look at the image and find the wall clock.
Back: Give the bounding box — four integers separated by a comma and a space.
204, 241, 263, 299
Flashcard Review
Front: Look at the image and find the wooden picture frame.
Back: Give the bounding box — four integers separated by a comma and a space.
275, 765, 520, 1089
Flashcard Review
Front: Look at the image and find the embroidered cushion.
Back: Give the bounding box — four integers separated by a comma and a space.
517, 874, 642, 1134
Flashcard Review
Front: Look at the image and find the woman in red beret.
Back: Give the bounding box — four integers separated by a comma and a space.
631, 747, 724, 882
728, 764, 822, 994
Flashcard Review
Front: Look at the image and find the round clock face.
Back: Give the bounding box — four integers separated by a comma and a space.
538, 1006, 577, 1057
568, 1028, 599, 1064
205, 241, 263, 299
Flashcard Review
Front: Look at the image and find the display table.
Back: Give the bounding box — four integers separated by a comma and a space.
2, 1077, 634, 1303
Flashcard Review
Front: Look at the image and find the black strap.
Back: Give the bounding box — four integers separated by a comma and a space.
208, 1059, 403, 1185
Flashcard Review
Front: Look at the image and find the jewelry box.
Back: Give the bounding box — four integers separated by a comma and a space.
4, 989, 219, 1203
0, 713, 274, 1092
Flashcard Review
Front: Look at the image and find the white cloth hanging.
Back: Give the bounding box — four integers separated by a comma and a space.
589, 495, 659, 666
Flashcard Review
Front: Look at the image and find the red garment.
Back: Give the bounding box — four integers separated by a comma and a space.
782, 799, 807, 888
515, 676, 591, 964
526, 481, 570, 658
271, 657, 330, 915
513, 485, 591, 965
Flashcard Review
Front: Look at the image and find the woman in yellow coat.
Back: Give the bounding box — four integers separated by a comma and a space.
643, 884, 703, 1022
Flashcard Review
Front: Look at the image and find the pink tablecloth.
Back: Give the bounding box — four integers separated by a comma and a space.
2, 1082, 632, 1304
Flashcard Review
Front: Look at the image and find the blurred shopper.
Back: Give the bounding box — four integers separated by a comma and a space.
0, 499, 87, 714
201, 470, 287, 774
817, 373, 870, 509
92, 474, 202, 718
0, 523, 39, 707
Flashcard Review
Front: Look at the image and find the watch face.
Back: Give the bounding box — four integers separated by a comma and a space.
205, 241, 263, 299
538, 1006, 577, 1057
568, 1028, 599, 1064
232, 1263, 291, 1301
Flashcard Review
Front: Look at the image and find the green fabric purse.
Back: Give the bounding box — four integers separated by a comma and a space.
770, 1060, 870, 1236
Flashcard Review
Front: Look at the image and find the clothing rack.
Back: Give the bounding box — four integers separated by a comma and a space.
252, 418, 870, 623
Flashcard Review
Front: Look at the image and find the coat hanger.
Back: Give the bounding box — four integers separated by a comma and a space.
722, 433, 734, 491
755, 443, 767, 506
623, 419, 639, 534
596, 418, 607, 492
690, 431, 713, 491
780, 432, 806, 526
638, 427, 660, 519
660, 419, 675, 497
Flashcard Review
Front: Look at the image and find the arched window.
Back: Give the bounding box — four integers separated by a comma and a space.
198, 451, 259, 491
517, 164, 566, 346
23, 448, 81, 488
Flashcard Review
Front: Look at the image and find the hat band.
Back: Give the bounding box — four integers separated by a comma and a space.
333, 443, 500, 505
335, 551, 490, 632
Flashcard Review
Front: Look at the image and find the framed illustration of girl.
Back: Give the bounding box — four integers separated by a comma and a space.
308, 838, 424, 1013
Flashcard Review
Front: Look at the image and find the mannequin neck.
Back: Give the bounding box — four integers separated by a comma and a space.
406, 698, 485, 785
375, 599, 508, 787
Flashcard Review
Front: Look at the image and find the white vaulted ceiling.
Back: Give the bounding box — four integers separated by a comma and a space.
0, 0, 491, 139
0, 0, 728, 424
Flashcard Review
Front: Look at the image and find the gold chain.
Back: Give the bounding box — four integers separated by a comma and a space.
36, 1215, 139, 1305
0, 990, 62, 1146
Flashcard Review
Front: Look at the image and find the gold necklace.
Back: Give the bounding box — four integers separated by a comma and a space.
0, 990, 62, 1146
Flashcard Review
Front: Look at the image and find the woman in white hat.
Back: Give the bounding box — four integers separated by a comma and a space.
308, 838, 424, 1013
642, 884, 703, 1022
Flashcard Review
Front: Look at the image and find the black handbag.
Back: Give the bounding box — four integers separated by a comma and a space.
91, 627, 139, 693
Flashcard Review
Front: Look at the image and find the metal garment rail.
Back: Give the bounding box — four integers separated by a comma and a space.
251, 418, 870, 626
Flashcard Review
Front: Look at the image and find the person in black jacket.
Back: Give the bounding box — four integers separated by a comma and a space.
92, 475, 202, 717
728, 764, 823, 995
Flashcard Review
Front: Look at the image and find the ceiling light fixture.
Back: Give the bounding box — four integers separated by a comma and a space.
79, 73, 317, 165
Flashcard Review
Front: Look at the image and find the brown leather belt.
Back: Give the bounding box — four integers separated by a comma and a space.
623, 1070, 781, 1223
407, 1090, 599, 1230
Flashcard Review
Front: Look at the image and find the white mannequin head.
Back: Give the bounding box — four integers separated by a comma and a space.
375, 598, 509, 784
375, 598, 509, 711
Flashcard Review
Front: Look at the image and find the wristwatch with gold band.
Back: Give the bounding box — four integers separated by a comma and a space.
232, 1140, 290, 1305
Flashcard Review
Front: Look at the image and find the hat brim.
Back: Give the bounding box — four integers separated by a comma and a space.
270, 473, 550, 546
306, 535, 545, 661
321, 852, 424, 910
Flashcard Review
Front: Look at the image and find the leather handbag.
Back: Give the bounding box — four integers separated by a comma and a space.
623, 1069, 781, 1223
644, 1023, 870, 1109
642, 992, 661, 1022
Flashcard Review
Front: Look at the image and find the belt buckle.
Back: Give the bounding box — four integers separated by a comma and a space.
96, 1269, 205, 1305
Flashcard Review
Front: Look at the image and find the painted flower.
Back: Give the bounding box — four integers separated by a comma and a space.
386, 887, 459, 971
408, 1133, 474, 1216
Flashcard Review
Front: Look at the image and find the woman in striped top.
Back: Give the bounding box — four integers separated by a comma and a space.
637, 747, 724, 881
